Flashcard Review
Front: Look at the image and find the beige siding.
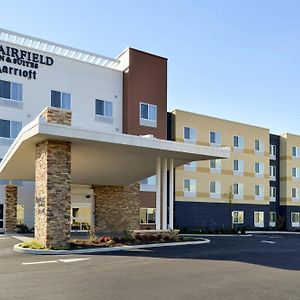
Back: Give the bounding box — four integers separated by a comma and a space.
173, 110, 270, 206
280, 133, 300, 206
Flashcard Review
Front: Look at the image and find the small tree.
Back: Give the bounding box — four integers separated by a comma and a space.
224, 185, 234, 230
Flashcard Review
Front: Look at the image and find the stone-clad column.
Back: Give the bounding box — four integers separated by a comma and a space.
35, 140, 71, 248
5, 185, 17, 233
93, 183, 140, 232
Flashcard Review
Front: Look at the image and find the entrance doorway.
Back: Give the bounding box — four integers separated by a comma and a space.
71, 204, 92, 231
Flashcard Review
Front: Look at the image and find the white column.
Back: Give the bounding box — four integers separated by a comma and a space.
162, 157, 168, 230
169, 158, 174, 230
155, 157, 161, 230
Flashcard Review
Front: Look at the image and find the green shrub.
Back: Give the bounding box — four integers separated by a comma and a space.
87, 226, 97, 243
16, 223, 30, 233
240, 227, 246, 234
21, 240, 45, 250
122, 230, 134, 243
50, 245, 70, 250
105, 239, 115, 247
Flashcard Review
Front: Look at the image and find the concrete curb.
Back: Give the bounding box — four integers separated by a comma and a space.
246, 231, 300, 235
181, 234, 252, 237
14, 239, 210, 255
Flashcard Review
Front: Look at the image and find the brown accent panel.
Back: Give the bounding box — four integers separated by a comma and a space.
196, 141, 210, 146
280, 198, 289, 204
244, 195, 254, 201
280, 155, 291, 160
139, 191, 156, 208
175, 191, 184, 197
280, 177, 291, 181
264, 174, 269, 179
244, 172, 254, 177
197, 167, 210, 173
222, 170, 233, 176
197, 192, 209, 198
244, 149, 255, 155
123, 48, 167, 139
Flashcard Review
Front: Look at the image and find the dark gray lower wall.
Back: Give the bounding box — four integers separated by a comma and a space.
280, 206, 300, 231
175, 201, 272, 230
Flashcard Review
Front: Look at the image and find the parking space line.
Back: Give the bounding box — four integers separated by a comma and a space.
261, 240, 276, 244
58, 258, 90, 263
22, 260, 58, 265
22, 257, 91, 265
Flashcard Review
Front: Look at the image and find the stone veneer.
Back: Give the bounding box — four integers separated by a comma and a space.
35, 140, 71, 247
42, 107, 72, 126
93, 183, 140, 232
5, 185, 17, 233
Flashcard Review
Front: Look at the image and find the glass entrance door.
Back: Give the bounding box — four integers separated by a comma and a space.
71, 205, 92, 231
0, 204, 4, 230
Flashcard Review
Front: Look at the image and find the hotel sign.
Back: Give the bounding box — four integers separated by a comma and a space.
0, 44, 54, 80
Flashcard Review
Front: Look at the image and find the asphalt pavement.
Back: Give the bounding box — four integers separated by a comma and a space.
1, 234, 300, 300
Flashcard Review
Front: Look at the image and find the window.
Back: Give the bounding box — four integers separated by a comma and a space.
270, 166, 276, 180
291, 188, 299, 202
270, 186, 276, 202
140, 208, 156, 224
209, 159, 222, 171
254, 162, 264, 177
232, 211, 244, 224
183, 127, 196, 142
233, 135, 244, 149
255, 185, 264, 200
95, 99, 112, 117
292, 167, 300, 180
0, 119, 22, 139
51, 90, 71, 110
255, 139, 264, 152
184, 161, 197, 171
17, 204, 25, 224
270, 145, 276, 159
0, 80, 22, 101
292, 146, 299, 158
254, 211, 264, 227
291, 212, 300, 227
269, 212, 276, 227
209, 181, 221, 198
210, 131, 221, 145
140, 175, 156, 192
183, 179, 196, 196
233, 183, 243, 199
140, 102, 157, 127
233, 160, 243, 175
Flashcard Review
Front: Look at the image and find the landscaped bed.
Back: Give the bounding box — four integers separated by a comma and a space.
19, 230, 201, 251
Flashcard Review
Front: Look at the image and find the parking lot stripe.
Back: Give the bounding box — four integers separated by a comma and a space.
58, 258, 90, 263
261, 240, 276, 244
22, 260, 58, 265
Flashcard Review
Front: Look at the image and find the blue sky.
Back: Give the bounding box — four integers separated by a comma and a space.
2, 0, 300, 134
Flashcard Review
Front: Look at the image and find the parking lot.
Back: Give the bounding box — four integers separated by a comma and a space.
1, 234, 300, 299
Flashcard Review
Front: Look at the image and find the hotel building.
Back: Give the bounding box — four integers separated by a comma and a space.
0, 28, 299, 247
